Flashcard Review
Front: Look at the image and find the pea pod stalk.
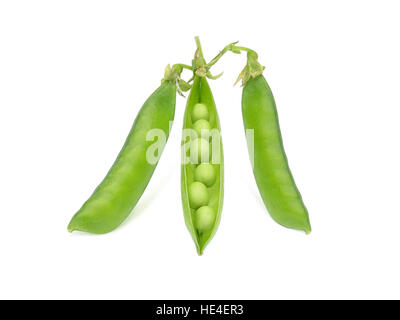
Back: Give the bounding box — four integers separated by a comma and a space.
68, 65, 190, 234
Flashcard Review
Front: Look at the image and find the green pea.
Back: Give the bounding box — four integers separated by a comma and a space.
188, 181, 209, 209
191, 103, 209, 122
193, 119, 211, 138
194, 163, 216, 187
189, 137, 210, 164
194, 206, 215, 233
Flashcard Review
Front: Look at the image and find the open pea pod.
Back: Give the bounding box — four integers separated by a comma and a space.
181, 76, 224, 255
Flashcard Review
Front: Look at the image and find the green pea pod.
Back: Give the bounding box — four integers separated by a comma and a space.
181, 76, 224, 255
68, 80, 176, 234
242, 74, 311, 233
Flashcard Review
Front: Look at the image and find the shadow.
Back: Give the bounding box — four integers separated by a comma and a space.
118, 165, 176, 230
68, 229, 101, 237
247, 182, 266, 211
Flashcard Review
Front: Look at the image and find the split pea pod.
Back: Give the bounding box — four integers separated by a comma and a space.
68, 65, 186, 234
181, 76, 224, 255
238, 50, 311, 233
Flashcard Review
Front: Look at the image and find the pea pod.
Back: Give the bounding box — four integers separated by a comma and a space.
68, 66, 183, 234
181, 76, 224, 255
239, 51, 311, 233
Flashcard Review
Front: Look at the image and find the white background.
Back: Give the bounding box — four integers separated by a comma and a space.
1, 0, 400, 299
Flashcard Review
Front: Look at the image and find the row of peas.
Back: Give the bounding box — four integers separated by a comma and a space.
187, 103, 217, 234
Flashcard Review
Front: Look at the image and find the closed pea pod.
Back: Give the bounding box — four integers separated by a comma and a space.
237, 50, 311, 233
68, 65, 188, 234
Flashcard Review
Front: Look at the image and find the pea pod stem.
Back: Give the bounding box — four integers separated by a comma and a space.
195, 37, 240, 69
206, 42, 239, 69
194, 36, 205, 63
229, 46, 265, 86
163, 63, 195, 96
177, 63, 193, 70
193, 36, 239, 80
192, 38, 266, 86
230, 45, 256, 56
